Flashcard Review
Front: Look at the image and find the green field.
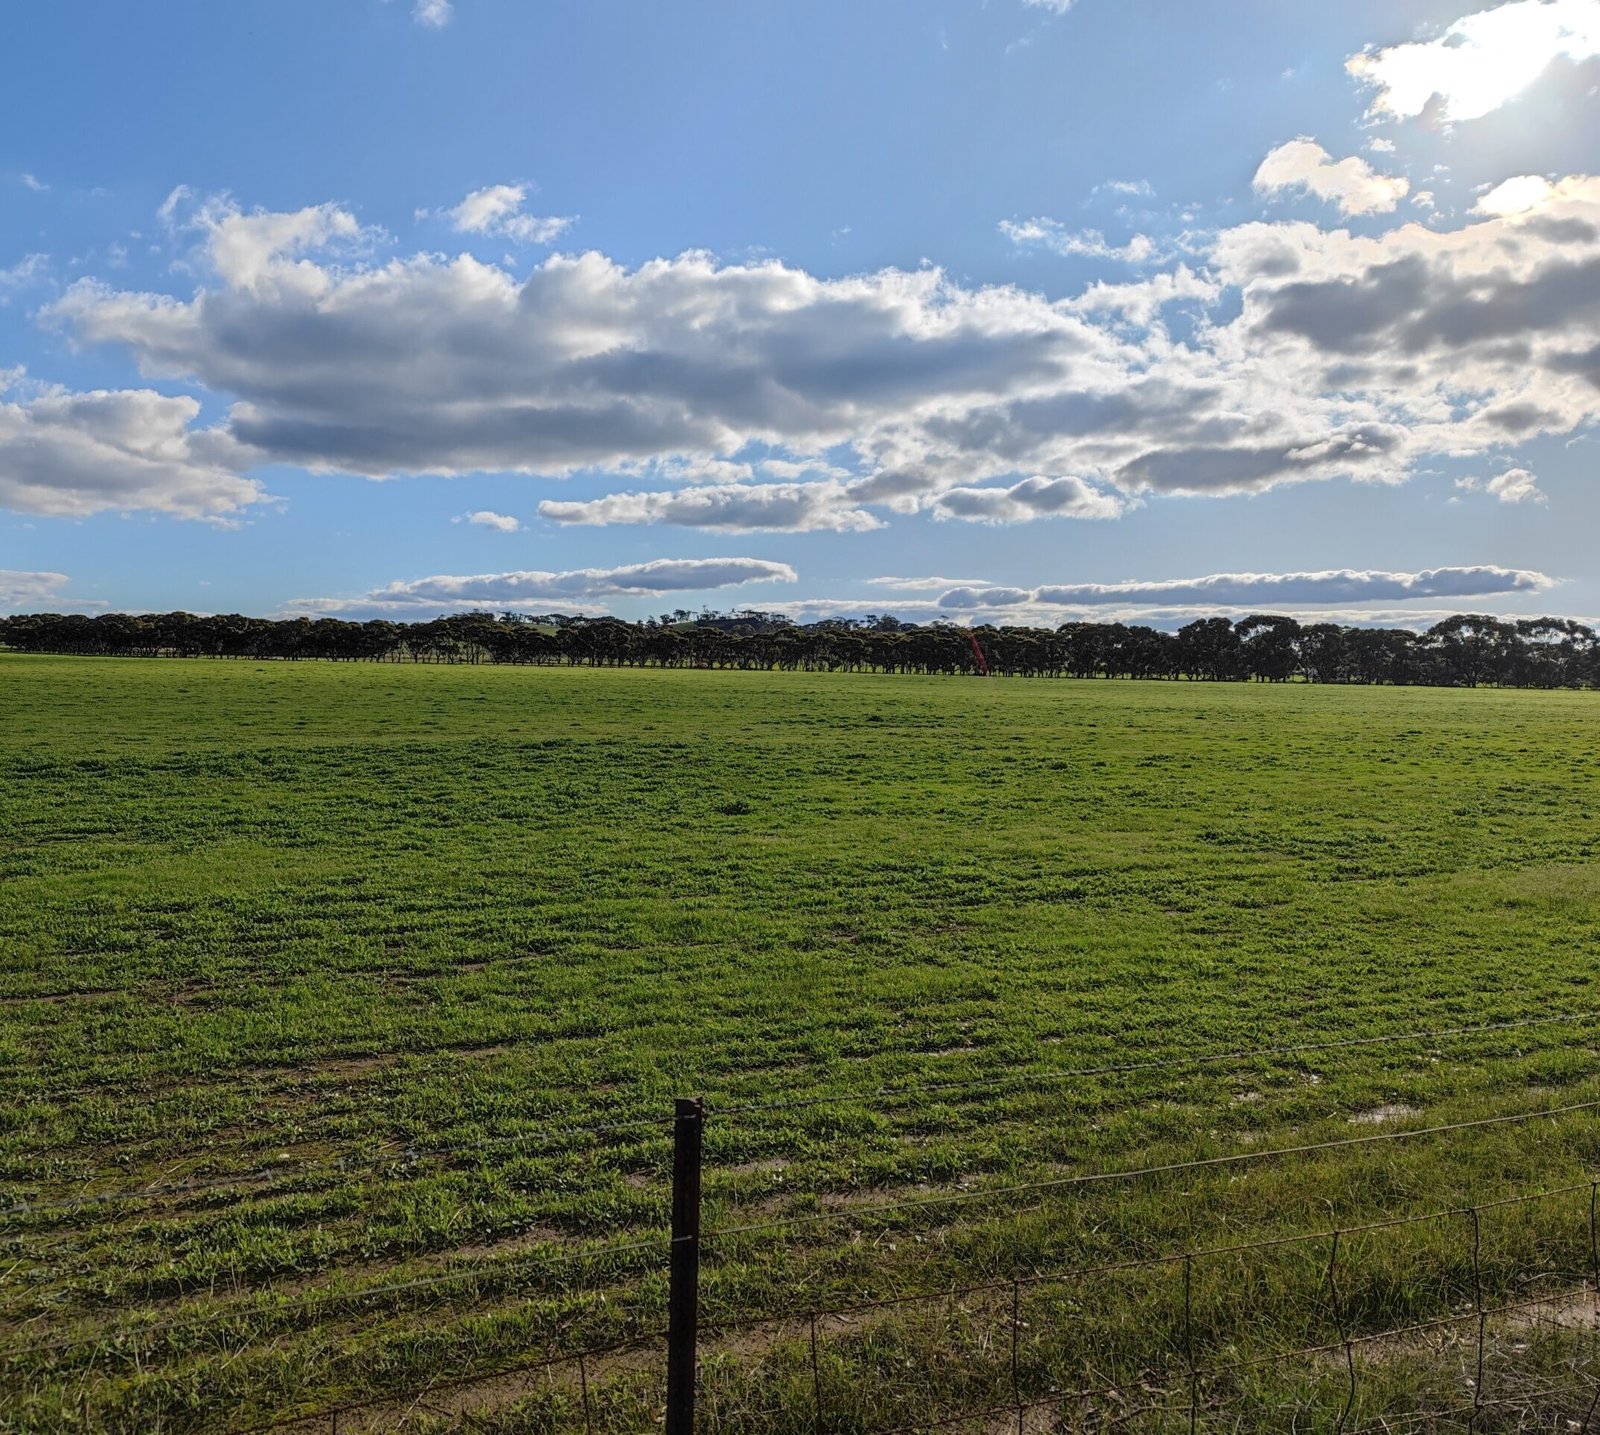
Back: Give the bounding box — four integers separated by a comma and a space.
2, 655, 1599, 1433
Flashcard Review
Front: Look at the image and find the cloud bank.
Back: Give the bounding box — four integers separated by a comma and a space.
19, 160, 1600, 526
289, 556, 797, 615
539, 481, 884, 532
0, 569, 72, 611
937, 566, 1555, 610
0, 387, 261, 518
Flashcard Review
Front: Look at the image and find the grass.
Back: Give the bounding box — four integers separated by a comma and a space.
1, 654, 1598, 1432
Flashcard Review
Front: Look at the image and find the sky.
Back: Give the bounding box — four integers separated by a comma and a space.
1, 0, 1598, 629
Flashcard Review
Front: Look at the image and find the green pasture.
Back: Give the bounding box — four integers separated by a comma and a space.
1, 655, 1598, 1432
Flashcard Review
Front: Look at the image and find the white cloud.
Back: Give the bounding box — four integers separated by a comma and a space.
0, 389, 262, 519
760, 596, 1590, 631
1253, 139, 1410, 216
40, 174, 1600, 530
620, 455, 756, 485
938, 566, 1554, 610
1094, 179, 1155, 198
0, 253, 49, 302
288, 557, 797, 614
1000, 218, 1160, 263
539, 480, 884, 532
1366, 138, 1396, 154
1020, 0, 1076, 12
20, 173, 48, 192
455, 509, 521, 531
865, 575, 993, 591
1068, 263, 1220, 324
158, 190, 367, 292
444, 184, 573, 245
1456, 468, 1546, 503
207, 202, 362, 291
1348, 0, 1600, 122
1473, 174, 1557, 215
0, 569, 72, 611
933, 475, 1123, 523
414, 0, 453, 26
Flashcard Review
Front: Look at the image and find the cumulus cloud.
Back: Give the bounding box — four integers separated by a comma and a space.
539, 480, 884, 532
1068, 263, 1220, 324
444, 184, 573, 245
1000, 218, 1160, 263
0, 388, 262, 519
0, 569, 72, 611
932, 475, 1124, 523
157, 189, 367, 292
937, 566, 1554, 610
414, 0, 453, 26
1473, 175, 1559, 216
1348, 0, 1600, 122
1456, 468, 1546, 503
34, 170, 1600, 529
1253, 139, 1410, 216
288, 557, 797, 614
455, 509, 521, 531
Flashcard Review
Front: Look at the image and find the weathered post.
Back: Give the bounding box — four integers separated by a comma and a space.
666, 1097, 704, 1435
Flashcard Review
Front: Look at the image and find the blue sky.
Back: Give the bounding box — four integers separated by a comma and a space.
2, 0, 1597, 626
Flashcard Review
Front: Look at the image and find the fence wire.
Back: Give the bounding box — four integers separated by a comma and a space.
6, 1021, 1600, 1432
704, 1094, 1600, 1242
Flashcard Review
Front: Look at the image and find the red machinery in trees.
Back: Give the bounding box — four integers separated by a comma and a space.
966, 630, 991, 676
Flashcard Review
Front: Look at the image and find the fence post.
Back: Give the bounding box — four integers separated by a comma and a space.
667, 1097, 705, 1435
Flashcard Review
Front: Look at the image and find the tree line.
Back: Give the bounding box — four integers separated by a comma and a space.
1, 609, 1596, 688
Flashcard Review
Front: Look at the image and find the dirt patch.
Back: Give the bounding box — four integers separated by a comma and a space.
1502, 1286, 1600, 1333
724, 1157, 790, 1177
984, 1406, 1065, 1435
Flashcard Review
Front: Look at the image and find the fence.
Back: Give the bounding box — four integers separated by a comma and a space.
6, 1010, 1600, 1433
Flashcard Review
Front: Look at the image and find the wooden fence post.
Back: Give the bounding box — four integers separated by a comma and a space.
666, 1097, 705, 1435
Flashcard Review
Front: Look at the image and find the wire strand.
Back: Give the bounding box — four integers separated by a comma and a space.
230, 1331, 664, 1435
696, 1180, 1591, 1335
705, 1095, 1600, 1241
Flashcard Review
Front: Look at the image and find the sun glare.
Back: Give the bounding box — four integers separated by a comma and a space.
1349, 0, 1600, 121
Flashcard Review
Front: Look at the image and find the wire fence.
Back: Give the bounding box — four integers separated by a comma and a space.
5, 1010, 1600, 1432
